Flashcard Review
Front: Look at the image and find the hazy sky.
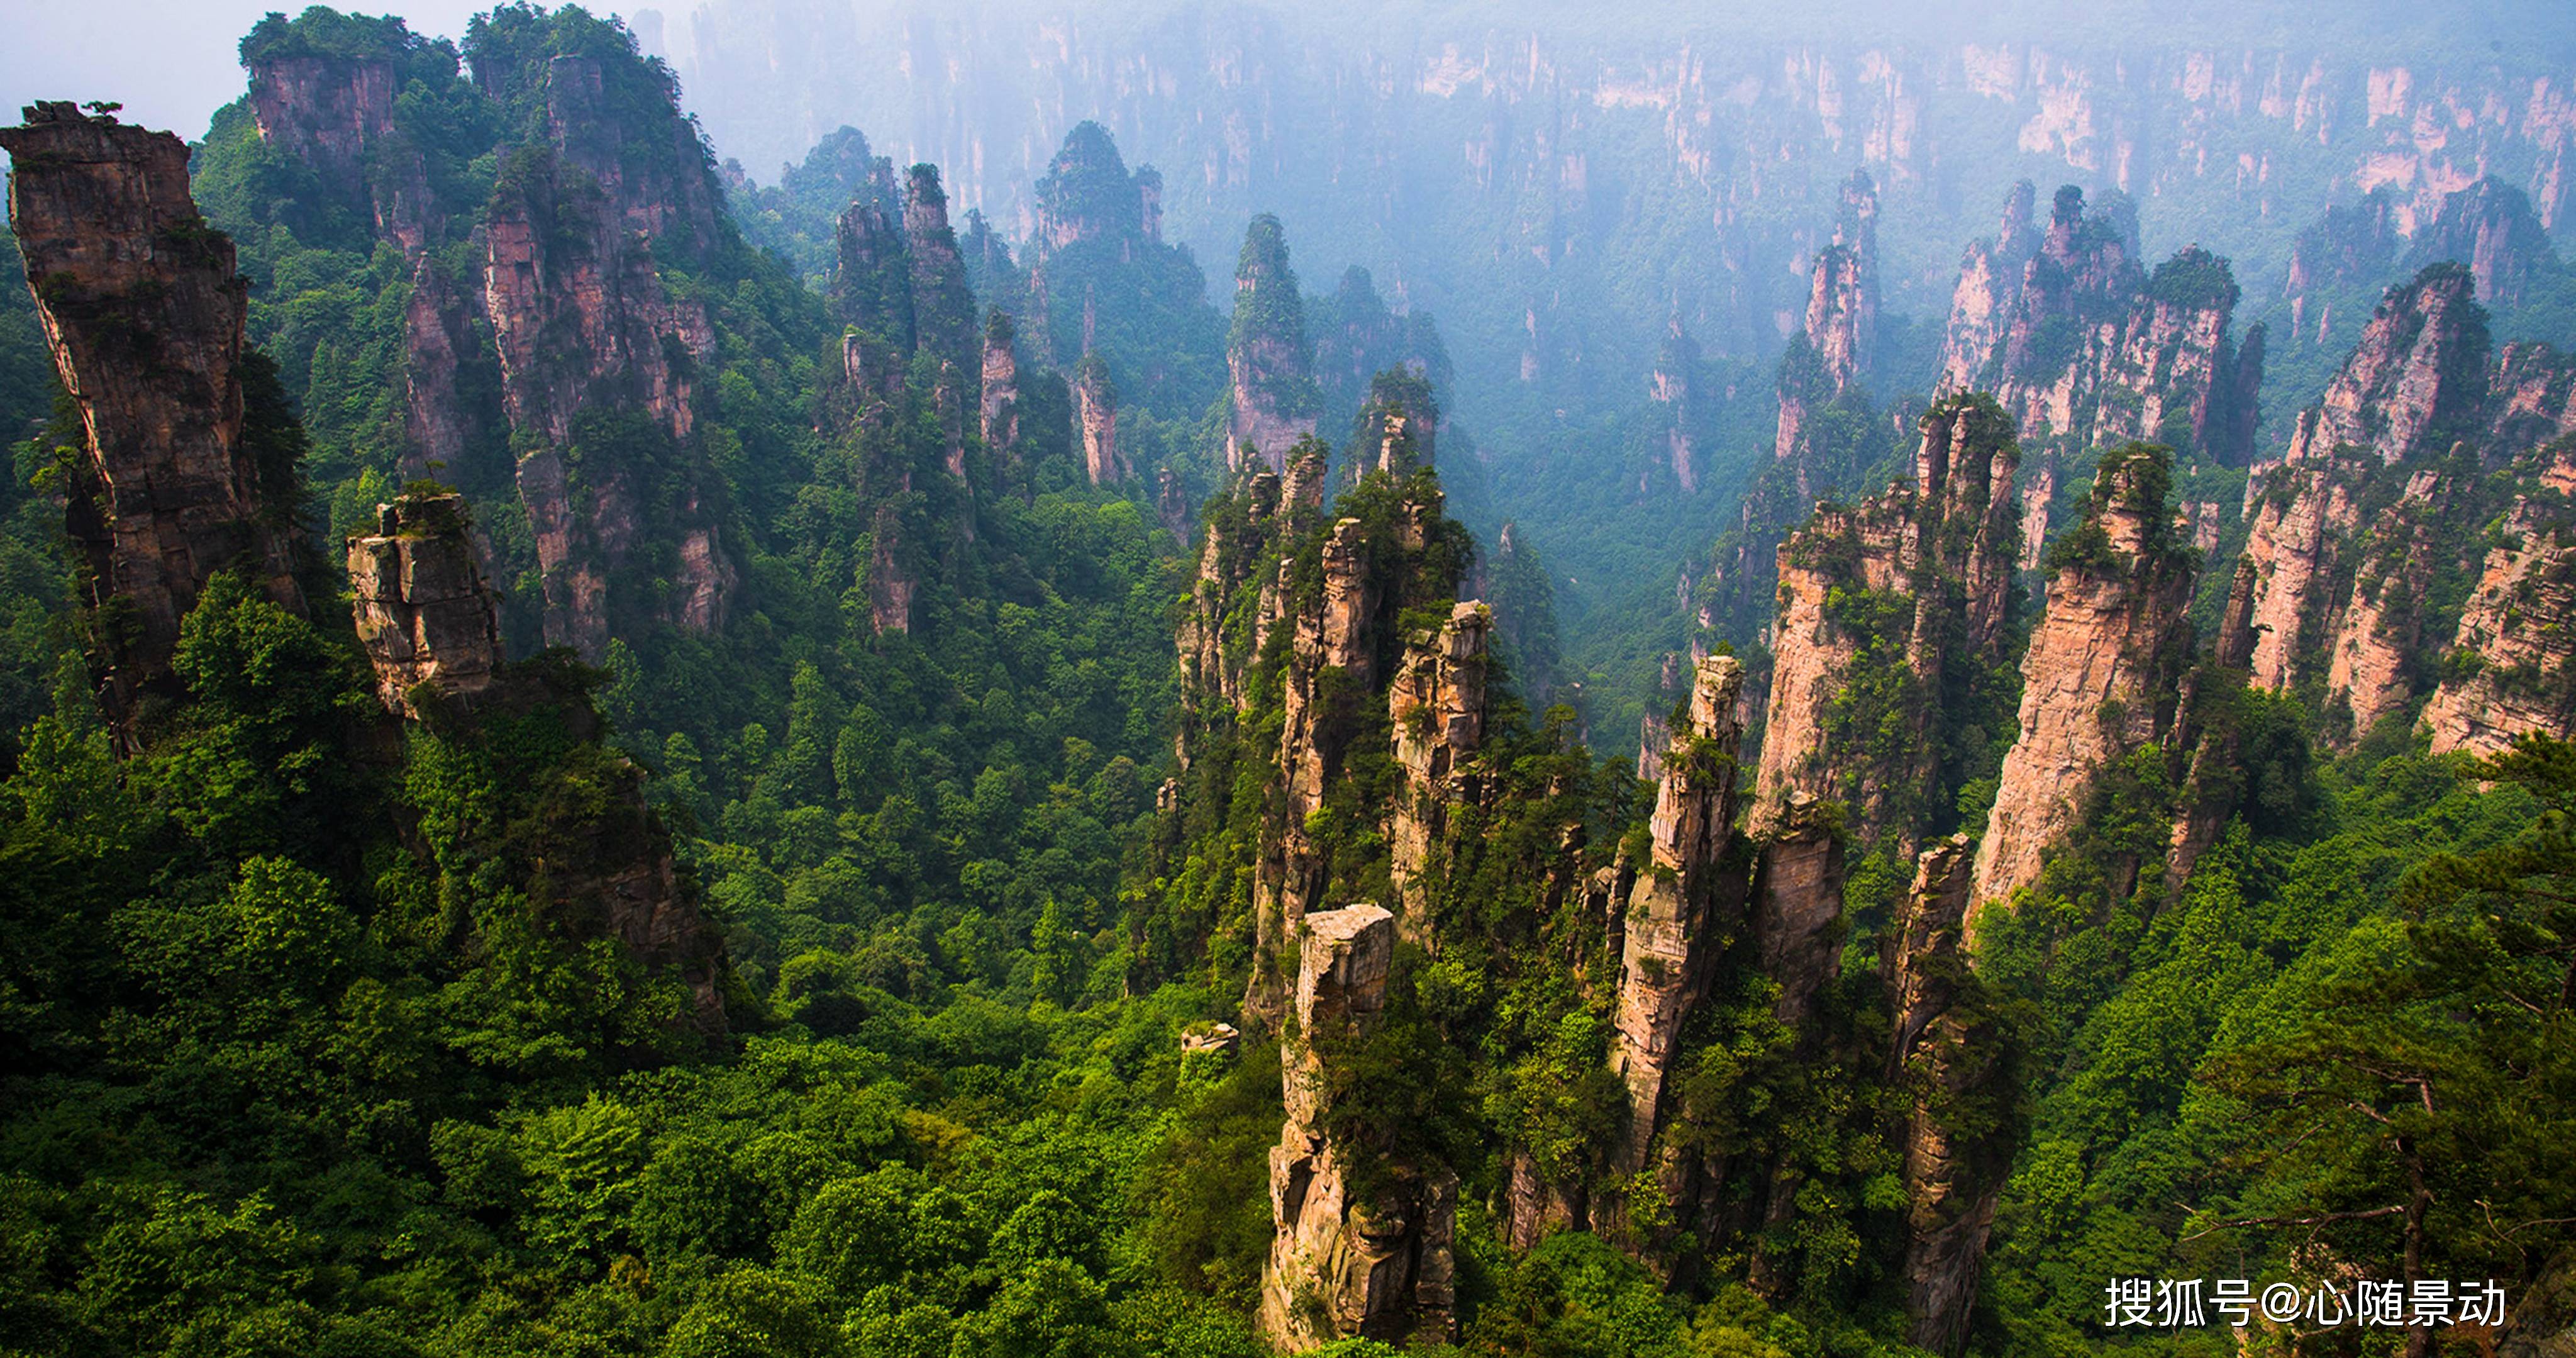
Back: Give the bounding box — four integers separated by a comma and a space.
0, 0, 678, 143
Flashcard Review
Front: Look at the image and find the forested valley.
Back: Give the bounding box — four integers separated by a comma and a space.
0, 6, 2573, 1358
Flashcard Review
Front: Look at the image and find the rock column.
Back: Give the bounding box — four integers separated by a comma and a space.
1260, 904, 1455, 1351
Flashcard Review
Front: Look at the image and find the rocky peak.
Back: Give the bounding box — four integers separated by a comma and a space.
347, 493, 502, 718
1775, 173, 1881, 468
1936, 184, 2259, 560
1260, 902, 1456, 1351
1226, 213, 1321, 472
2285, 262, 2490, 467
1807, 168, 1879, 391
1074, 350, 1121, 484
1389, 601, 1492, 938
524, 51, 724, 262
0, 102, 307, 742
1611, 655, 1747, 1172
1970, 445, 2197, 913
1031, 120, 1160, 253
904, 164, 979, 381
2408, 177, 2560, 310
1936, 180, 2043, 393
833, 199, 913, 345
1753, 394, 2019, 843
1356, 368, 1438, 476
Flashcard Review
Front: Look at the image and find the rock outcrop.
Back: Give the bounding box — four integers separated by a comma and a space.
347, 493, 502, 718
2282, 262, 2490, 469
902, 164, 979, 382
480, 53, 736, 657
1884, 835, 2010, 1357
1773, 171, 1881, 476
1253, 515, 1382, 1007
1610, 655, 1748, 1172
2423, 477, 2576, 756
1753, 394, 2020, 843
2235, 264, 2496, 714
1748, 796, 1846, 1037
1971, 445, 2197, 912
1226, 214, 1320, 472
1355, 369, 1438, 477
1075, 351, 1121, 484
1389, 602, 1492, 940
980, 309, 1020, 460
2407, 177, 2562, 311
1260, 903, 1456, 1351
1935, 184, 2262, 562
0, 103, 307, 743
2323, 468, 2450, 740
1697, 181, 1897, 647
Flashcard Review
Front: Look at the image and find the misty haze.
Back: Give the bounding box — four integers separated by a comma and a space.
0, 2, 2570, 1356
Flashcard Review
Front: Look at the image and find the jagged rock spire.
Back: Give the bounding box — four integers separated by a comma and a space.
1226, 214, 1320, 472
1260, 903, 1456, 1350
1610, 655, 1748, 1172
347, 494, 502, 718
1753, 393, 2019, 844
0, 101, 308, 745
1970, 445, 2197, 913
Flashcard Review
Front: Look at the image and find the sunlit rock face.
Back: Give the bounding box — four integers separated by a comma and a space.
0, 101, 306, 742
1260, 903, 1456, 1352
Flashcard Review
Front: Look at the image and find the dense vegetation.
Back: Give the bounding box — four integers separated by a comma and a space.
0, 6, 2572, 1358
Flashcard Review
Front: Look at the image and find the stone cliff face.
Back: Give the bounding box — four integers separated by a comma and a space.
2238, 452, 2368, 692
1075, 351, 1121, 484
2282, 263, 2489, 468
2423, 472, 2576, 757
1610, 655, 1747, 1173
348, 493, 503, 718
1226, 214, 1321, 472
1260, 904, 1456, 1351
1971, 446, 2198, 911
1772, 170, 1880, 474
1937, 181, 2041, 394
1753, 394, 2020, 844
980, 310, 1020, 462
247, 52, 436, 253
1389, 602, 1492, 940
1936, 184, 2260, 562
2234, 264, 2496, 721
0, 103, 307, 742
2322, 468, 2450, 740
903, 164, 980, 382
1748, 796, 1846, 1037
343, 496, 733, 1038
2407, 177, 2561, 311
1252, 515, 1383, 1013
477, 53, 739, 657
1883, 835, 2010, 1357
1355, 370, 1438, 477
